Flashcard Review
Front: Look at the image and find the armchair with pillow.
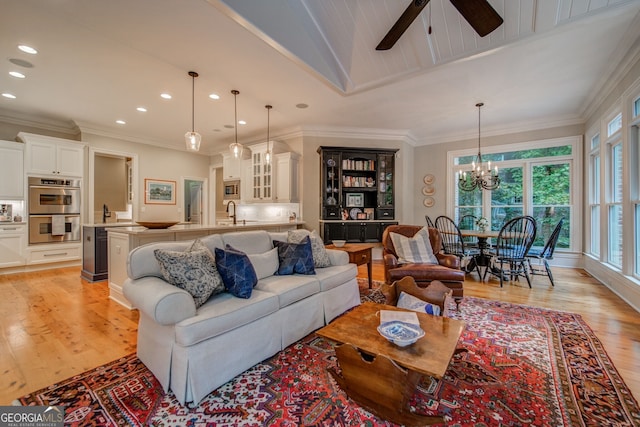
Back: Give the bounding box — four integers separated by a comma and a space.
382, 225, 465, 304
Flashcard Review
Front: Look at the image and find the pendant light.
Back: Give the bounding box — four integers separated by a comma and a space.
229, 89, 243, 158
458, 102, 500, 191
264, 104, 272, 164
184, 71, 201, 152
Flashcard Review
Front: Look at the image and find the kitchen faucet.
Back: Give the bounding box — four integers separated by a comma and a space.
226, 201, 237, 225
103, 204, 111, 223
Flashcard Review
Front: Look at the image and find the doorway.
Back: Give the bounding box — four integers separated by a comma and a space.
89, 148, 138, 224
184, 179, 203, 224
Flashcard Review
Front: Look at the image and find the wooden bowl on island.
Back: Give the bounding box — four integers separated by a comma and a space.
135, 221, 179, 229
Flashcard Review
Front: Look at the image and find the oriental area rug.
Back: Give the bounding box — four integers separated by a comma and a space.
16, 283, 640, 426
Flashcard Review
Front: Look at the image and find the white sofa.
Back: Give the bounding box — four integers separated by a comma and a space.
123, 229, 360, 405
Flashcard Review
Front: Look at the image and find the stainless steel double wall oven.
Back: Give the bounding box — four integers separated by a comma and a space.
28, 176, 81, 244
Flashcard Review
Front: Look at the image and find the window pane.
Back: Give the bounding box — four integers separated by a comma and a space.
591, 154, 600, 201
457, 145, 572, 165
532, 163, 570, 205
591, 134, 600, 150
634, 97, 640, 118
612, 143, 623, 203
636, 204, 640, 276
490, 166, 523, 229
591, 205, 600, 256
608, 113, 622, 137
608, 204, 622, 267
531, 207, 570, 248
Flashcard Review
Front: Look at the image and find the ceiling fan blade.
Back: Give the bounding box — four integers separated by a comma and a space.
376, 0, 430, 51
449, 0, 503, 37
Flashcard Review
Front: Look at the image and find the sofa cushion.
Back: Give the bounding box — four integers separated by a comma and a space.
287, 229, 331, 268
397, 291, 441, 316
314, 263, 358, 292
214, 245, 258, 298
247, 248, 279, 280
174, 289, 279, 346
221, 230, 273, 255
273, 236, 316, 275
128, 240, 193, 280
254, 274, 320, 308
153, 239, 224, 308
390, 227, 438, 264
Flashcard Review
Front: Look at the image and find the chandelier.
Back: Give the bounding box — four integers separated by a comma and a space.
229, 89, 244, 159
458, 102, 500, 191
184, 71, 201, 152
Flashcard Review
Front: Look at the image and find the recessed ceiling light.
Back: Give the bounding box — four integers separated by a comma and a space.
238, 120, 246, 125
18, 45, 37, 54
2, 93, 16, 99
160, 93, 172, 99
209, 93, 220, 100
296, 103, 309, 109
224, 124, 234, 129
116, 120, 126, 125
9, 71, 25, 79
136, 107, 147, 112
9, 58, 33, 68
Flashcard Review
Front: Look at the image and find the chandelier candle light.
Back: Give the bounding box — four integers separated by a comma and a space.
185, 71, 201, 152
229, 89, 244, 159
458, 102, 500, 191
264, 104, 272, 164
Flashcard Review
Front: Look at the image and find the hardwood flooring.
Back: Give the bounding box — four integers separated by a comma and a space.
1, 263, 639, 406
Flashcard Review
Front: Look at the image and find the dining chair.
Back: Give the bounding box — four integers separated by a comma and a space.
457, 214, 479, 249
483, 215, 537, 287
425, 215, 435, 228
526, 218, 564, 286
435, 215, 480, 276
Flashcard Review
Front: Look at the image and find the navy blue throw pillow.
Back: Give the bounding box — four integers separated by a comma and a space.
214, 244, 257, 299
273, 235, 316, 276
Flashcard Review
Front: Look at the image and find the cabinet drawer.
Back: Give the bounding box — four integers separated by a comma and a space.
28, 245, 81, 264
350, 250, 370, 266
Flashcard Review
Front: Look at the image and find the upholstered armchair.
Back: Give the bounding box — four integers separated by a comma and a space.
381, 225, 465, 301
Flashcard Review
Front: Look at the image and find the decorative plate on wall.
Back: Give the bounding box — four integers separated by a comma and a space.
423, 197, 435, 207
422, 185, 435, 196
423, 174, 435, 185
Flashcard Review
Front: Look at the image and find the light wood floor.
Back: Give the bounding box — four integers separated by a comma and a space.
1, 263, 639, 405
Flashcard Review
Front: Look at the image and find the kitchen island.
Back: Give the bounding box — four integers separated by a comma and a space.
107, 221, 304, 308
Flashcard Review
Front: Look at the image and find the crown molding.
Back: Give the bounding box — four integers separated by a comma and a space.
0, 108, 80, 137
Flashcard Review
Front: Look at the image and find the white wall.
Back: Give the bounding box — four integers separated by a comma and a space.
81, 132, 211, 222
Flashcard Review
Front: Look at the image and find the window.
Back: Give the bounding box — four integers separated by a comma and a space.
608, 113, 622, 137
531, 162, 571, 249
589, 133, 601, 256
607, 141, 623, 267
450, 139, 576, 252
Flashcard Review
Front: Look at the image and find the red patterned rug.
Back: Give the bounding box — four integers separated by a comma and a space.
17, 292, 640, 426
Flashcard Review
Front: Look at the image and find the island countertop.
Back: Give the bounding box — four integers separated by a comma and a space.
105, 221, 305, 235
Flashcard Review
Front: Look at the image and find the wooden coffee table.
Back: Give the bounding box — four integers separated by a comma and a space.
325, 243, 375, 288
316, 302, 465, 426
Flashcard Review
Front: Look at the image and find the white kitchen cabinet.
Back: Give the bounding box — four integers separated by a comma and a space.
244, 141, 296, 202
19, 132, 86, 177
0, 223, 26, 267
0, 140, 24, 199
26, 242, 81, 265
274, 152, 300, 202
222, 152, 248, 180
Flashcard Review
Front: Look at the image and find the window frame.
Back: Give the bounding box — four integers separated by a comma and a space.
446, 136, 581, 253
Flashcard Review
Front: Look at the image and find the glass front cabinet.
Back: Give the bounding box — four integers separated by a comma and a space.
318, 146, 398, 243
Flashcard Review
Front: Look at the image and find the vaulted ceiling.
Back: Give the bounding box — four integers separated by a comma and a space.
1, 0, 639, 155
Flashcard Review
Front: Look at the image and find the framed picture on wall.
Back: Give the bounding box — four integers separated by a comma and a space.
145, 179, 176, 205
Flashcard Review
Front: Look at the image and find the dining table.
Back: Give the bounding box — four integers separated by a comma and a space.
459, 229, 500, 280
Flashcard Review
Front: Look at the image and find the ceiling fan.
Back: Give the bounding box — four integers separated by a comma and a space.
376, 0, 503, 51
